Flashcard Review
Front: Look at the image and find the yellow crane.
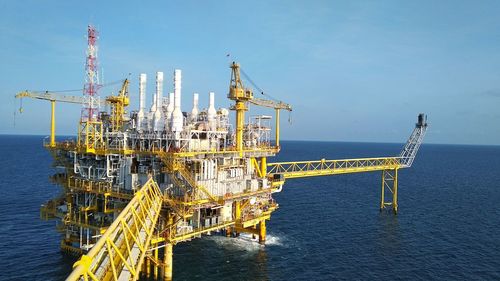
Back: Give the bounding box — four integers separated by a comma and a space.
15, 91, 98, 148
228, 61, 292, 181
15, 79, 129, 148
248, 97, 292, 148
228, 62, 292, 151
105, 79, 130, 132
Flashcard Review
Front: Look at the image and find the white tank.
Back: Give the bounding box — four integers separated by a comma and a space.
207, 92, 217, 130
171, 69, 183, 133
153, 72, 165, 131
191, 93, 199, 121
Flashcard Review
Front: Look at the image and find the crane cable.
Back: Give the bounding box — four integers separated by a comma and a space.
18, 78, 125, 114
239, 68, 281, 103
32, 78, 125, 94
240, 67, 292, 124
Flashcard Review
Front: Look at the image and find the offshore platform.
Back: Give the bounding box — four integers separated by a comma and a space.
16, 26, 427, 281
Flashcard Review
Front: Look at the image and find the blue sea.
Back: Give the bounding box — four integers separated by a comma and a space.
0, 135, 499, 280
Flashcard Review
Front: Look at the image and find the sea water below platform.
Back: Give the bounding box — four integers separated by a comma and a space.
0, 136, 499, 280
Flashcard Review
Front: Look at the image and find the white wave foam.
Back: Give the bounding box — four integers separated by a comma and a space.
208, 233, 284, 252
264, 234, 283, 246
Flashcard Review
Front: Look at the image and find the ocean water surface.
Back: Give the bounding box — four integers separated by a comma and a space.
0, 136, 499, 280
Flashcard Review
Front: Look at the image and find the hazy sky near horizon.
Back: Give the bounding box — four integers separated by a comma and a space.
1, 1, 499, 145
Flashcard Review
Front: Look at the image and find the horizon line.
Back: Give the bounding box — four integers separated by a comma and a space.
1, 133, 498, 147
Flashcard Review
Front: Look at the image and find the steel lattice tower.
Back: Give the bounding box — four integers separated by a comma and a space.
81, 25, 99, 122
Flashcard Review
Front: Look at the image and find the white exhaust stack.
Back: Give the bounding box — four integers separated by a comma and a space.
150, 92, 157, 112
153, 71, 164, 131
137, 73, 147, 131
207, 92, 217, 130
166, 92, 174, 123
191, 93, 199, 121
171, 69, 183, 132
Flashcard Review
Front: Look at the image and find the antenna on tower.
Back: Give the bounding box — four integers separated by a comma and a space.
81, 25, 100, 123
78, 25, 104, 153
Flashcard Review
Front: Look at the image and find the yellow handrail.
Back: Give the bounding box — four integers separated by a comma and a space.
66, 178, 162, 281
268, 157, 402, 179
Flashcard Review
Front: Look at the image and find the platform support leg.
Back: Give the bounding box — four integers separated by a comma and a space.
234, 201, 241, 236
260, 157, 267, 177
380, 169, 398, 214
235, 201, 241, 221
163, 243, 173, 281
259, 220, 266, 244
50, 100, 56, 147
146, 254, 151, 278
154, 246, 159, 279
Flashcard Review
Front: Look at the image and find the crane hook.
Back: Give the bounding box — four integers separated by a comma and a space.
19, 98, 24, 113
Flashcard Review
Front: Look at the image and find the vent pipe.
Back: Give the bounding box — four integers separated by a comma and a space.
137, 73, 146, 130
165, 92, 174, 126
207, 92, 217, 130
153, 71, 164, 131
191, 93, 199, 121
171, 69, 183, 132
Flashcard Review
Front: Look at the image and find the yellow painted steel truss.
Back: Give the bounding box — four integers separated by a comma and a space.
66, 178, 163, 281
267, 157, 405, 213
267, 157, 402, 179
381, 169, 399, 213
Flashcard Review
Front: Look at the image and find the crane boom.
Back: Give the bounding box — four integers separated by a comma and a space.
228, 62, 292, 150
248, 97, 292, 111
15, 91, 105, 106
15, 91, 106, 148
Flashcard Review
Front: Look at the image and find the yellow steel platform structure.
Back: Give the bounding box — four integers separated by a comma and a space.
60, 112, 426, 280
16, 36, 428, 280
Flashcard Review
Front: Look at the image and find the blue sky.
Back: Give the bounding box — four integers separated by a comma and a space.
1, 0, 499, 145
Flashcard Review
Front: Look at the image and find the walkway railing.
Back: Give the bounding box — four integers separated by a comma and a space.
66, 178, 162, 281
268, 157, 402, 179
